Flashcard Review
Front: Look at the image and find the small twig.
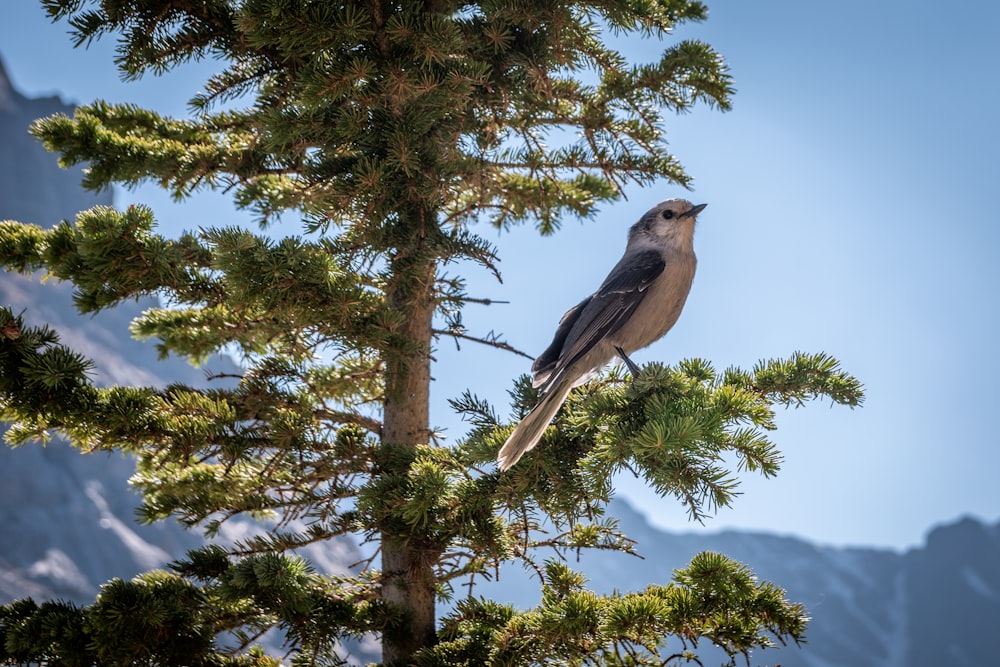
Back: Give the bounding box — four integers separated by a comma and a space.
454, 296, 510, 306
203, 369, 244, 382
433, 328, 533, 360
349, 544, 382, 573
314, 409, 383, 436
230, 625, 271, 653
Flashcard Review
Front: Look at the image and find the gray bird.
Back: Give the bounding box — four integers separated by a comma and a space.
497, 198, 706, 471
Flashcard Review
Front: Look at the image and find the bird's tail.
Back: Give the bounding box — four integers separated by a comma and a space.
497, 380, 574, 471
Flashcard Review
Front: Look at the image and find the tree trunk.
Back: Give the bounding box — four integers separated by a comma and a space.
380, 247, 438, 665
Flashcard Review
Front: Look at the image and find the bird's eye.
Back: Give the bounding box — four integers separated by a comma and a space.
660, 209, 675, 220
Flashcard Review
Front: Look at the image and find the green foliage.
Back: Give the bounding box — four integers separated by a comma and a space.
0, 553, 381, 667
1, 598, 94, 667
36, 0, 733, 235
446, 352, 862, 595
420, 556, 806, 666
0, 1, 863, 666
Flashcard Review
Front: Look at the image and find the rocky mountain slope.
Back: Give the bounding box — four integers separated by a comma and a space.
0, 55, 363, 606
0, 58, 105, 227
472, 501, 1000, 667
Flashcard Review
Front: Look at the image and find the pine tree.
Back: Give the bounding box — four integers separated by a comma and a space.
0, 2, 863, 666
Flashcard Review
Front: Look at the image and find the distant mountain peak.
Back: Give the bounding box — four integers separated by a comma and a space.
0, 52, 108, 225
0, 56, 18, 112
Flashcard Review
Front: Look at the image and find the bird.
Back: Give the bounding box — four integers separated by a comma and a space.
497, 198, 706, 471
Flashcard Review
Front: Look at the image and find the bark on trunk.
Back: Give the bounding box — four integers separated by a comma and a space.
380, 251, 438, 665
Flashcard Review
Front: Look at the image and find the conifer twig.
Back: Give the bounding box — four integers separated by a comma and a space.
433, 328, 533, 359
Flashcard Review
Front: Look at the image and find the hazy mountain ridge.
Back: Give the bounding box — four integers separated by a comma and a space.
0, 58, 363, 606
1, 54, 997, 667
471, 501, 1000, 667
0, 55, 201, 604
0, 57, 107, 228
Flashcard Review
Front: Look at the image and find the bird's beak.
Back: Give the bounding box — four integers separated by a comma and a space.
681, 203, 707, 219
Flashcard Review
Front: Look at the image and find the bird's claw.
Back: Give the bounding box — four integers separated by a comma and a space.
614, 346, 643, 379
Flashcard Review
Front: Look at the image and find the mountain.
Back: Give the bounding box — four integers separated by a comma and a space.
2, 54, 999, 667
0, 54, 379, 661
470, 500, 1000, 667
0, 55, 365, 610
0, 58, 109, 227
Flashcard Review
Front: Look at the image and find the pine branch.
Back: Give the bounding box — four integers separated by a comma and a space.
314, 408, 382, 436
433, 328, 533, 360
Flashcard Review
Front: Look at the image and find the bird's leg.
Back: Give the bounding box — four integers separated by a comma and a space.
614, 346, 643, 379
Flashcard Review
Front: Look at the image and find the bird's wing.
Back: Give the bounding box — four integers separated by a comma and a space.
531, 295, 592, 385
546, 249, 665, 388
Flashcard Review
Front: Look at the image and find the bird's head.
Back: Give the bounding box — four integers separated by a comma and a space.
629, 198, 707, 249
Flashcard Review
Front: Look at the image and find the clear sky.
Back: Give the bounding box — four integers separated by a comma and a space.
1, 1, 998, 550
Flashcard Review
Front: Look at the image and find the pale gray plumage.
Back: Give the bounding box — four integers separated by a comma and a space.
497, 198, 706, 471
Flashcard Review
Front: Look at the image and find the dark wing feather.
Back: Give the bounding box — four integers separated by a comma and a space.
549, 249, 665, 384
532, 295, 592, 378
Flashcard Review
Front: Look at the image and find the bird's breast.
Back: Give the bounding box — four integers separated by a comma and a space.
612, 253, 696, 352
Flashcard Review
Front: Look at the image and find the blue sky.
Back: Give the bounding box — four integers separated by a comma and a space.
1, 1, 998, 550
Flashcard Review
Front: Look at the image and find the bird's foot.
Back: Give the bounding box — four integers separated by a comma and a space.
614, 346, 643, 379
